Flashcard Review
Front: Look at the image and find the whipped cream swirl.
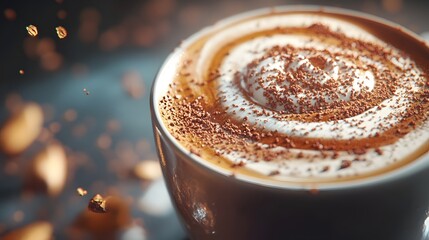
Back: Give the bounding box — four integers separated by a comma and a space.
161, 12, 429, 182
241, 47, 375, 113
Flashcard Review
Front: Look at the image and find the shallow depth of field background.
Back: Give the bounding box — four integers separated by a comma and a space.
0, 0, 428, 239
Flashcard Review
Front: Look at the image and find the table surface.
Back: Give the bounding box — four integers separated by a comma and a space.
0, 0, 428, 239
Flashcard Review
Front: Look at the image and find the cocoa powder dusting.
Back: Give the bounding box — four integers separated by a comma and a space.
159, 17, 429, 181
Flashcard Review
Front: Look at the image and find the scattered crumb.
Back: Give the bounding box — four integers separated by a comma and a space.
122, 71, 145, 99
83, 88, 90, 95
55, 26, 68, 39
26, 25, 38, 37
96, 134, 112, 150
106, 119, 121, 133
133, 160, 162, 181
63, 109, 77, 122
77, 187, 88, 196
27, 142, 67, 196
88, 194, 107, 213
12, 210, 24, 223
0, 103, 44, 155
2, 221, 53, 240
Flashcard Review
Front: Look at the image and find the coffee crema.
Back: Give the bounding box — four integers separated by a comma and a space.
158, 9, 429, 183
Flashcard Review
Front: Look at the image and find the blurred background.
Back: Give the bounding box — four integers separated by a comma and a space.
0, 0, 428, 239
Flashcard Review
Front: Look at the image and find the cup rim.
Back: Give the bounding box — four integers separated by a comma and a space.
150, 5, 429, 191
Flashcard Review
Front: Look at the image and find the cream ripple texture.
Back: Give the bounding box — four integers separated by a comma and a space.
160, 11, 429, 182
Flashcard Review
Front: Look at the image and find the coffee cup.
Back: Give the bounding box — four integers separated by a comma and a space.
150, 6, 429, 240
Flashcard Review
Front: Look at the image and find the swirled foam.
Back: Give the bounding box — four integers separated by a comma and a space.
158, 10, 429, 183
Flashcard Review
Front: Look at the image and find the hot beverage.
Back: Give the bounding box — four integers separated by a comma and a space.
158, 10, 429, 184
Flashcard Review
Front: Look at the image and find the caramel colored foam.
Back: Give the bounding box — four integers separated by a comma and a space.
159, 9, 429, 184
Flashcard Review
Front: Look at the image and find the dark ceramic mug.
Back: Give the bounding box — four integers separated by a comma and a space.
150, 6, 429, 240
